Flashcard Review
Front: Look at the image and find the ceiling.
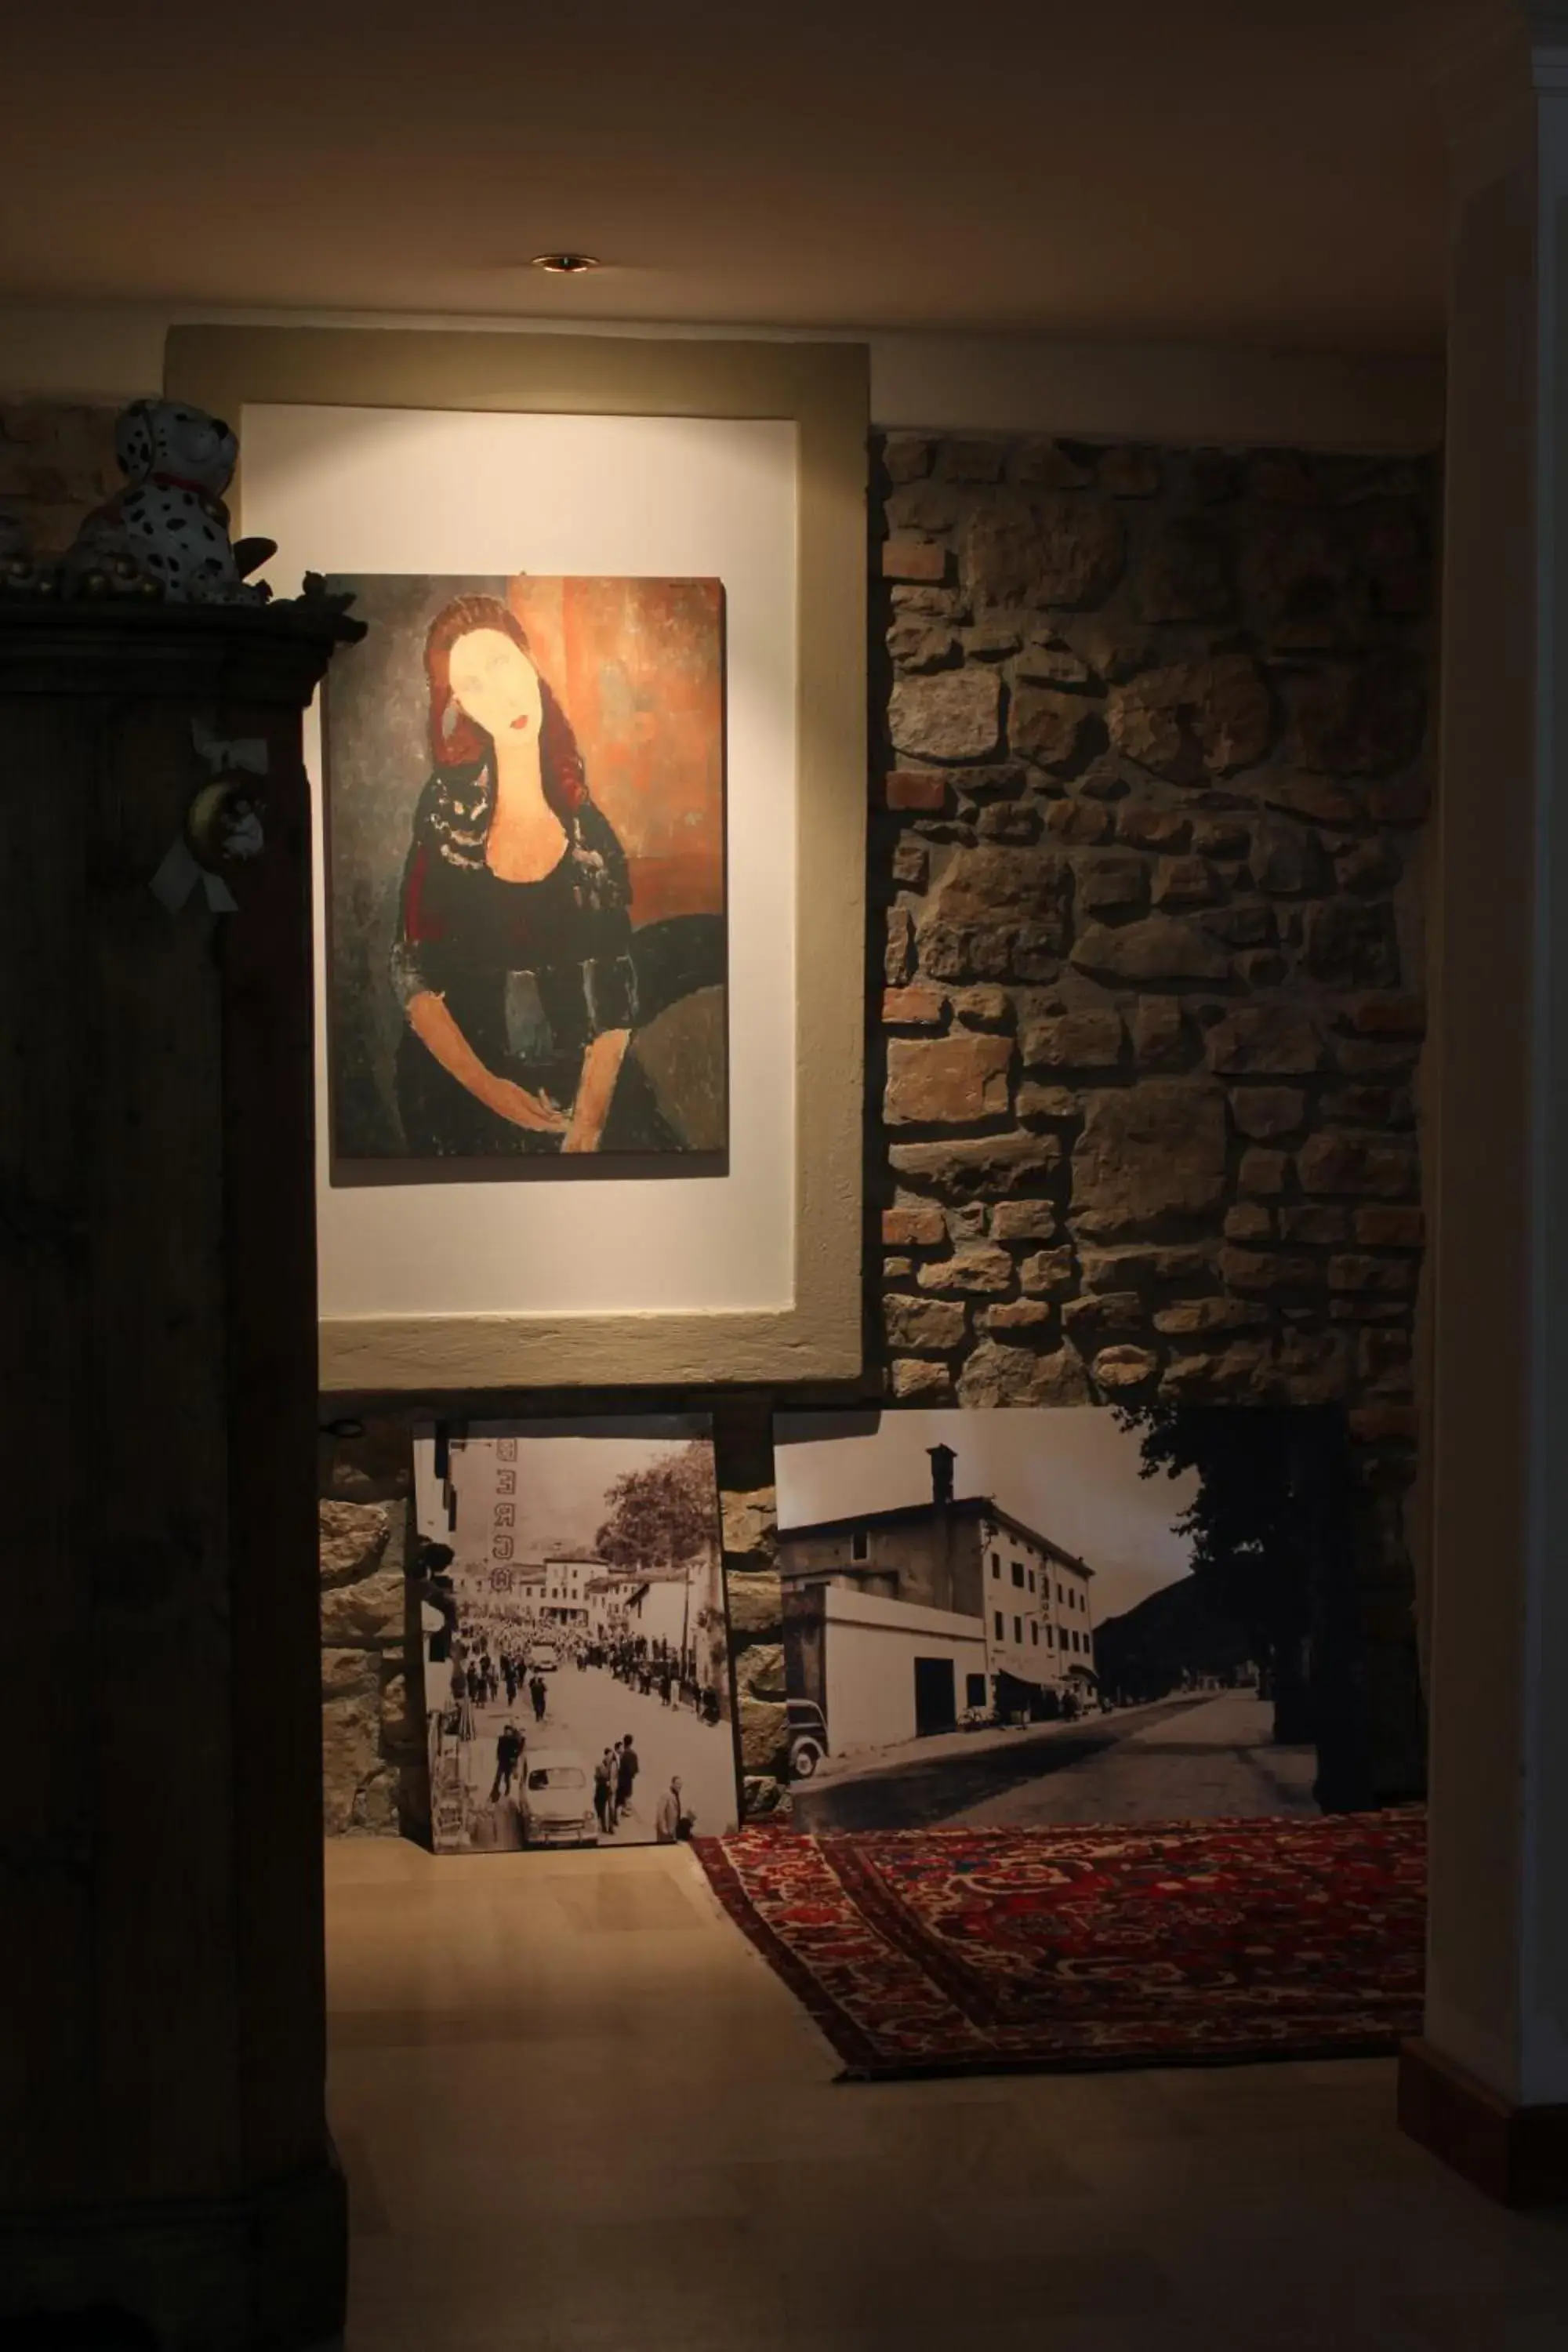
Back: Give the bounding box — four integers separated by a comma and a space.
2, 0, 1459, 350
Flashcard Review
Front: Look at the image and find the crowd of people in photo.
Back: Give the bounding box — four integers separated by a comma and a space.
580, 1632, 725, 1724
421, 1568, 720, 1846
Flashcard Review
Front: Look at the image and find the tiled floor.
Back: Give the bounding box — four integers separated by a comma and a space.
325, 1838, 1568, 2351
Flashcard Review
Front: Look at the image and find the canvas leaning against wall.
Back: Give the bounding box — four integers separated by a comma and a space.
774, 1403, 1369, 1831
412, 1419, 740, 1853
322, 573, 728, 1171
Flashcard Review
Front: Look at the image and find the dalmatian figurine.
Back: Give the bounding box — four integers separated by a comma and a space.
67, 400, 271, 603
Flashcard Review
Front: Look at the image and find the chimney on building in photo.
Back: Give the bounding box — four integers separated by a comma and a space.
927, 1443, 956, 1508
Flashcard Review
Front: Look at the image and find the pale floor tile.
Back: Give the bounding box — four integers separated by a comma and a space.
325, 1837, 1565, 2352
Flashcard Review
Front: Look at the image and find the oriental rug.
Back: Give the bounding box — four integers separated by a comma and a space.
695, 1810, 1425, 2080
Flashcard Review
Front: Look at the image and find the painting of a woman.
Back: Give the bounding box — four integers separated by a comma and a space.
323, 577, 727, 1167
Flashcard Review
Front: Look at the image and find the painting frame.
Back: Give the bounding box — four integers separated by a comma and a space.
165, 325, 868, 1388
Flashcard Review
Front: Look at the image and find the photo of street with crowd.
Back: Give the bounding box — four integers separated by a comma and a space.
412, 1420, 740, 1853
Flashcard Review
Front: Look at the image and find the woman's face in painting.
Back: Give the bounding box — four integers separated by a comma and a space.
447, 627, 543, 746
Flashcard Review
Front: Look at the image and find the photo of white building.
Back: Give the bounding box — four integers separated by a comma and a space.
776, 1409, 1320, 1834
781, 1440, 1096, 1751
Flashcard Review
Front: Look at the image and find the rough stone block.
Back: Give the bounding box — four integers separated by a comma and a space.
1151, 855, 1221, 909
916, 845, 1073, 980
952, 984, 1014, 1029
720, 1490, 778, 1566
321, 1646, 379, 1700
1093, 1345, 1160, 1389
1071, 915, 1230, 983
885, 768, 949, 812
883, 434, 937, 485
882, 1203, 947, 1248
1011, 684, 1097, 772
1229, 1087, 1306, 1139
1099, 446, 1163, 497
884, 1294, 967, 1352
320, 1565, 405, 1648
889, 1130, 1062, 1198
983, 1300, 1057, 1332
1074, 851, 1150, 918
1358, 1328, 1414, 1393
1279, 1205, 1349, 1246
1302, 898, 1401, 989
1071, 1082, 1229, 1235
1062, 1290, 1144, 1334
887, 482, 960, 535
1218, 1246, 1320, 1293
1340, 991, 1425, 1038
1118, 807, 1192, 854
882, 535, 949, 583
1287, 655, 1426, 776
1203, 1004, 1323, 1073
965, 495, 1125, 610
1239, 1147, 1289, 1196
991, 1200, 1058, 1242
1224, 1203, 1274, 1241
1353, 1205, 1425, 1248
916, 1244, 1014, 1294
890, 1357, 956, 1400
890, 666, 1003, 762
1014, 637, 1092, 685
888, 620, 961, 673
321, 1695, 383, 1839
739, 1697, 789, 1774
1135, 521, 1232, 622
735, 1643, 789, 1701
884, 1032, 1013, 1126
1130, 996, 1187, 1067
1152, 1297, 1268, 1334
883, 983, 946, 1026
1297, 1133, 1417, 1198
1080, 1243, 1212, 1289
1106, 655, 1273, 782
1254, 773, 1364, 827
319, 1499, 391, 1588
1018, 1247, 1076, 1294
1328, 1254, 1418, 1294
1045, 798, 1115, 844
1017, 1082, 1080, 1123
1021, 1009, 1123, 1069
957, 1341, 1090, 1406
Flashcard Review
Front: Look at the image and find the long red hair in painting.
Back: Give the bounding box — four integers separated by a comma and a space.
423, 593, 589, 815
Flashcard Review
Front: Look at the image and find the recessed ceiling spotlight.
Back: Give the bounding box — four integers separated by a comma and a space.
531, 252, 601, 275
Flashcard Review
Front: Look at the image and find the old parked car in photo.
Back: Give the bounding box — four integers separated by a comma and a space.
518, 1750, 597, 1846
787, 1697, 829, 1780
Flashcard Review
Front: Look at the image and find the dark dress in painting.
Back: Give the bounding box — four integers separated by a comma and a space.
392, 759, 681, 1156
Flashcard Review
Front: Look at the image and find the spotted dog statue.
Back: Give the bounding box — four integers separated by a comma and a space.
65, 399, 274, 602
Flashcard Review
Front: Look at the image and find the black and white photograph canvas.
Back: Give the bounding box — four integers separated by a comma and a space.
412, 1419, 740, 1853
775, 1403, 1367, 1832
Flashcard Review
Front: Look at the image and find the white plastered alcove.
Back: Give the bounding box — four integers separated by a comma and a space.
243, 403, 798, 1322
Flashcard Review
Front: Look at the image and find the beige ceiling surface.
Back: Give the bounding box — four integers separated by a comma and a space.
3, 0, 1450, 349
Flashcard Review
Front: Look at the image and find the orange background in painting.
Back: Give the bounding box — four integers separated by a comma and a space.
504, 575, 725, 931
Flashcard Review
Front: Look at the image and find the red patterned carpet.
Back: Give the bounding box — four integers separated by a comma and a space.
695, 1811, 1426, 2079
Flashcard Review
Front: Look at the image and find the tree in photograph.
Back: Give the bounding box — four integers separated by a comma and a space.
595, 1442, 718, 1573
1114, 1403, 1370, 1810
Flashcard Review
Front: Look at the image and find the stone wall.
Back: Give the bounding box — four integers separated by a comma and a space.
318, 1424, 426, 1838
871, 431, 1433, 1793
873, 433, 1431, 1414
0, 401, 117, 551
